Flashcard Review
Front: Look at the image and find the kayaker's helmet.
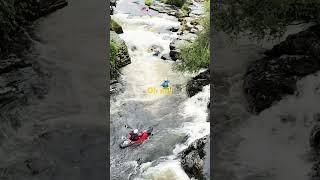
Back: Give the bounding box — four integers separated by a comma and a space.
133, 129, 139, 134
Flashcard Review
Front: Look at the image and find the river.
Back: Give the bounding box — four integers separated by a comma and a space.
0, 0, 107, 179
110, 0, 210, 179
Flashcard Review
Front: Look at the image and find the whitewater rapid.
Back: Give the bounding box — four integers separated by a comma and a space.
110, 0, 209, 179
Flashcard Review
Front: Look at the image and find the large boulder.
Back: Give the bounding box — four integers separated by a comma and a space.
110, 19, 123, 34
179, 135, 209, 180
110, 31, 131, 81
265, 25, 320, 58
186, 69, 210, 97
244, 25, 320, 113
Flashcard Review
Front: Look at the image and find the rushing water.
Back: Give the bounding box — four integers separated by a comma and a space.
110, 0, 209, 179
213, 24, 319, 179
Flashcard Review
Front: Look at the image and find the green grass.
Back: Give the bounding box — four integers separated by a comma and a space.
145, 0, 153, 6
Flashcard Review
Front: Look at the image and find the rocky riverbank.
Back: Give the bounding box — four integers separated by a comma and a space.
0, 0, 67, 132
179, 134, 209, 180
244, 24, 320, 113
242, 24, 320, 179
109, 1, 131, 95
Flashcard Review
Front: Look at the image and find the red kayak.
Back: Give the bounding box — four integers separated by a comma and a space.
119, 127, 153, 148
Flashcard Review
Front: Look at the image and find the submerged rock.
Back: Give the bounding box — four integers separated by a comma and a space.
186, 69, 210, 97
244, 25, 320, 113
179, 135, 209, 180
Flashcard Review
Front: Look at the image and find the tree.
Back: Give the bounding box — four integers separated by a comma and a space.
212, 0, 320, 40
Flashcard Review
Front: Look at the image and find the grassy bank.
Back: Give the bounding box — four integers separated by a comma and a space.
177, 0, 210, 73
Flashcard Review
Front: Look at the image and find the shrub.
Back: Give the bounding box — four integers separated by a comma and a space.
145, 0, 153, 6
176, 1, 210, 72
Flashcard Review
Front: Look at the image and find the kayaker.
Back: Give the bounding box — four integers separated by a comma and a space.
128, 128, 142, 141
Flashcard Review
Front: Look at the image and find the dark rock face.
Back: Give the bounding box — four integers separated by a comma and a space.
186, 69, 210, 97
169, 49, 181, 61
265, 25, 320, 58
244, 25, 320, 113
179, 135, 209, 180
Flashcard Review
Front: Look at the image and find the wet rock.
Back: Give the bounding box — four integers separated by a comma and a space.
244, 55, 320, 113
38, 0, 68, 16
244, 25, 320, 113
110, 19, 123, 34
25, 158, 51, 175
179, 135, 209, 180
310, 124, 320, 149
148, 45, 164, 56
169, 26, 179, 32
149, 1, 179, 16
169, 49, 181, 61
161, 54, 171, 60
110, 31, 131, 69
186, 69, 210, 97
265, 25, 320, 58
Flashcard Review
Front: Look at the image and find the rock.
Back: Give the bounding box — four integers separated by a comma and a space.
38, 0, 68, 17
190, 28, 198, 34
243, 24, 320, 113
25, 158, 51, 175
110, 31, 131, 82
186, 69, 210, 97
110, 19, 123, 34
110, 0, 117, 6
310, 124, 320, 149
169, 49, 181, 61
244, 55, 320, 113
265, 25, 320, 58
161, 54, 171, 60
148, 45, 164, 56
179, 135, 209, 180
169, 26, 179, 32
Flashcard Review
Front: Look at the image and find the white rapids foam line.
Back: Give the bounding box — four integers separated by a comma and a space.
174, 85, 210, 154
136, 159, 191, 180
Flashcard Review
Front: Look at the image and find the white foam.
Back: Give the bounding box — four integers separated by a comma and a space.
136, 160, 191, 180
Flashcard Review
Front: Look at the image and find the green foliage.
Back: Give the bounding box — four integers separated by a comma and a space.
163, 0, 186, 8
176, 1, 210, 72
145, 0, 153, 6
213, 0, 320, 40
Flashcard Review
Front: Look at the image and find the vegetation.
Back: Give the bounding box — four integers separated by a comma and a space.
177, 0, 210, 72
145, 0, 153, 6
110, 40, 119, 69
162, 0, 186, 8
212, 0, 320, 40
